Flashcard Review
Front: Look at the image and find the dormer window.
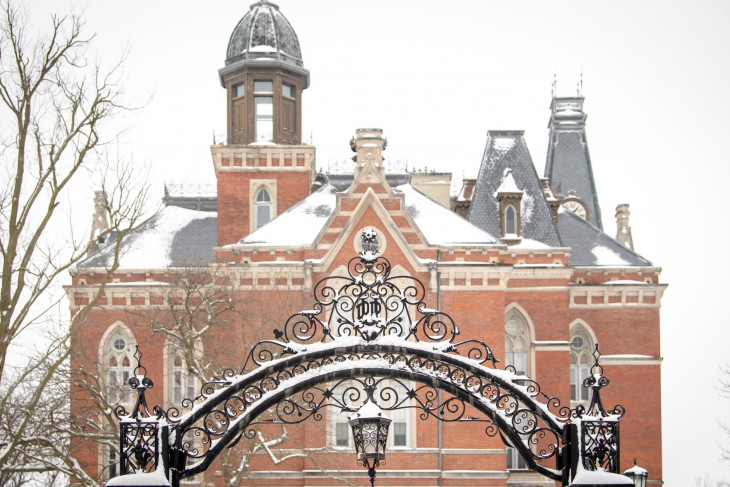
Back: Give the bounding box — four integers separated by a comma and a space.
254, 187, 272, 229
496, 169, 523, 243
254, 80, 274, 142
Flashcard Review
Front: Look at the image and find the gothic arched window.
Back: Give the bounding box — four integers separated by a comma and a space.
254, 187, 272, 230
505, 310, 530, 470
570, 327, 593, 402
105, 330, 134, 404
171, 349, 197, 405
505, 204, 517, 235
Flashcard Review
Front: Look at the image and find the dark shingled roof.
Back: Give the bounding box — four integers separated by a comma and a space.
544, 97, 603, 229
557, 210, 651, 266
468, 131, 561, 247
79, 207, 217, 268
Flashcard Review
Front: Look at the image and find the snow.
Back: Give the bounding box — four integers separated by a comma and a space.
238, 185, 336, 246
508, 238, 553, 249
603, 279, 647, 285
106, 471, 171, 486
248, 45, 277, 53
493, 137, 517, 151
496, 168, 522, 194
520, 191, 534, 223
570, 466, 632, 485
590, 245, 630, 266
624, 463, 648, 476
395, 184, 497, 245
353, 400, 390, 420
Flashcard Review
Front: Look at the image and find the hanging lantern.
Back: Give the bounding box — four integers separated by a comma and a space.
349, 401, 391, 486
624, 459, 648, 487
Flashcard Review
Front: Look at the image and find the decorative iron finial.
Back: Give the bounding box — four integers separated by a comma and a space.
360, 227, 379, 262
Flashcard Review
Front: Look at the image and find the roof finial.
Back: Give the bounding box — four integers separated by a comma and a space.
552, 72, 557, 98
577, 72, 583, 97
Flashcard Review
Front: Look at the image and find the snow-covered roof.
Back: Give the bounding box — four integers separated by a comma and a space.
393, 184, 497, 245
238, 184, 337, 246
80, 206, 217, 269
238, 183, 497, 248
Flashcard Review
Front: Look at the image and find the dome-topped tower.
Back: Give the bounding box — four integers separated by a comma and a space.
219, 0, 310, 145
225, 0, 303, 68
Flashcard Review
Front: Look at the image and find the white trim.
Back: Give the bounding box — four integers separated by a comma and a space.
600, 355, 663, 366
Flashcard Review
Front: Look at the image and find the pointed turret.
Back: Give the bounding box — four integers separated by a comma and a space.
544, 96, 603, 229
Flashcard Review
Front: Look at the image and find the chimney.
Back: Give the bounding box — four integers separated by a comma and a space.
541, 178, 561, 224
615, 204, 634, 250
452, 178, 476, 217
350, 128, 387, 166
90, 191, 110, 249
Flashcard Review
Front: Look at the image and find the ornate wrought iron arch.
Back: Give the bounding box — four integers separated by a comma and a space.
113, 233, 627, 487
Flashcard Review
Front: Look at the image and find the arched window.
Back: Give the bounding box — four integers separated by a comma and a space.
106, 331, 134, 404
505, 311, 530, 470
570, 327, 593, 402
171, 353, 196, 405
167, 340, 199, 406
505, 204, 517, 235
254, 187, 272, 230
505, 312, 529, 376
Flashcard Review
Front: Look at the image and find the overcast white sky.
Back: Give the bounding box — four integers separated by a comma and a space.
25, 0, 730, 484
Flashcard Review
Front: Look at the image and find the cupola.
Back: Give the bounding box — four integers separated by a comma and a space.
219, 1, 310, 145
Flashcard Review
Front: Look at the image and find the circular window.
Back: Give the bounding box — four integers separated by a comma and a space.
571, 336, 584, 349
114, 337, 127, 351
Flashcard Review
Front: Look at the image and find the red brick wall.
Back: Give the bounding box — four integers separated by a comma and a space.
216, 171, 311, 246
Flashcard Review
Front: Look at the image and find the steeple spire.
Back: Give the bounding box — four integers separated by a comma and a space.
544, 94, 603, 229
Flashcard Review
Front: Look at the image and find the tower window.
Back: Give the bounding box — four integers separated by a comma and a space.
254, 80, 274, 142
234, 83, 245, 98
283, 83, 294, 98
254, 187, 272, 229
254, 80, 273, 93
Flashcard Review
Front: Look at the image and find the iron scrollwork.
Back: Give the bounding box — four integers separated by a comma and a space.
570, 344, 624, 473
113, 229, 626, 485
114, 347, 166, 475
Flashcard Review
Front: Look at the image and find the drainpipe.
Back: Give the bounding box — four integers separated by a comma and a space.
436, 250, 443, 487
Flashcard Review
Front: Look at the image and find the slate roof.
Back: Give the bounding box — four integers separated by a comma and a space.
468, 131, 561, 247
79, 206, 217, 268
557, 209, 651, 266
544, 97, 603, 229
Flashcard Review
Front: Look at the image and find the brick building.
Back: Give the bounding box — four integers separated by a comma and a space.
68, 1, 664, 485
